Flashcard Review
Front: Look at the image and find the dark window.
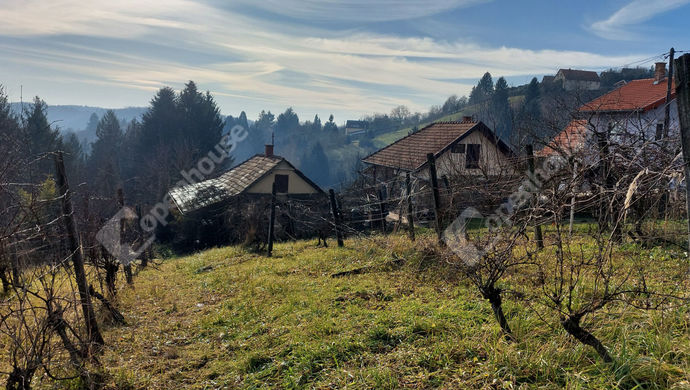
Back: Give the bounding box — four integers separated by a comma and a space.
466, 144, 480, 169
274, 174, 289, 193
655, 123, 664, 140
452, 143, 465, 153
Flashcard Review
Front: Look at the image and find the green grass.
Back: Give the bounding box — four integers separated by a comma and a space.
97, 231, 690, 389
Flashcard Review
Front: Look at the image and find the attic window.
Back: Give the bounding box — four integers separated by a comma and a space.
466, 144, 480, 169
655, 123, 664, 140
274, 174, 289, 193
452, 144, 465, 153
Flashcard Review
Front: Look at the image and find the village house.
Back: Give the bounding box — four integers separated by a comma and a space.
540, 62, 678, 157
362, 118, 514, 183
167, 145, 324, 249
169, 145, 323, 214
344, 120, 368, 137
552, 68, 601, 91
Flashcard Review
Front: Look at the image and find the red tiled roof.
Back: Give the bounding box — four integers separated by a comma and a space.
580, 78, 675, 113
537, 119, 589, 157
362, 121, 511, 171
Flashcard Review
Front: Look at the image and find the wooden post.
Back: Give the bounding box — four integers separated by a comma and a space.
377, 188, 387, 233
427, 153, 443, 243
674, 53, 690, 252
329, 189, 344, 247
406, 172, 415, 241
525, 145, 544, 249
117, 188, 133, 284
54, 151, 104, 348
568, 162, 578, 236
665, 47, 675, 137
136, 205, 148, 267
267, 181, 277, 257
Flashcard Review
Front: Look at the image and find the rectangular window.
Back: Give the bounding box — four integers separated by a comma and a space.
274, 174, 289, 193
452, 143, 465, 153
466, 144, 480, 169
655, 123, 664, 140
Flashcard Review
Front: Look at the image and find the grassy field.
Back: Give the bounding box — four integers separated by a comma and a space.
91, 230, 690, 389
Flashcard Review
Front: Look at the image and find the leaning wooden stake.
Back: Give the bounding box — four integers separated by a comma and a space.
267, 181, 277, 257
329, 189, 344, 247
54, 151, 104, 348
526, 145, 544, 249
427, 153, 443, 244
405, 172, 415, 241
674, 53, 690, 253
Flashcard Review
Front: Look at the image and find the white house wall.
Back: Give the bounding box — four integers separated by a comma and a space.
246, 161, 320, 194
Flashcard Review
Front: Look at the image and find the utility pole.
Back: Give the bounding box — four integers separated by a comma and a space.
674, 53, 690, 253
54, 151, 104, 348
665, 48, 675, 137
525, 145, 544, 249
405, 172, 415, 241
427, 153, 443, 244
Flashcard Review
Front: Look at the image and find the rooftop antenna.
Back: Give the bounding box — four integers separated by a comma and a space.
271, 131, 275, 146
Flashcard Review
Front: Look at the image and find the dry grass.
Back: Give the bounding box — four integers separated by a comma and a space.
2, 226, 689, 388
86, 230, 690, 389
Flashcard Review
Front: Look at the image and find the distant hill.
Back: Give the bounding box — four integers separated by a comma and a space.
9, 103, 146, 133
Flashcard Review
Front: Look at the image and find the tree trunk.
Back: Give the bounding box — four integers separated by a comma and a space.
561, 316, 613, 363
0, 265, 10, 293
105, 261, 118, 297
482, 286, 514, 340
6, 367, 35, 390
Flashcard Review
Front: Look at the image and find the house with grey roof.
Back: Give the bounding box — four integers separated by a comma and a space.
169, 145, 323, 215
554, 69, 601, 91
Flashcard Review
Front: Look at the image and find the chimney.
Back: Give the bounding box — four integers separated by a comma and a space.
654, 62, 667, 84
462, 116, 473, 122
265, 144, 274, 156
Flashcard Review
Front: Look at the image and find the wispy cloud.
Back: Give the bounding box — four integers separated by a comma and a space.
0, 0, 658, 120
590, 0, 690, 40
225, 0, 489, 22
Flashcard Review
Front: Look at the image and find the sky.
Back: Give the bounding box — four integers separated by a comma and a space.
1, 0, 689, 124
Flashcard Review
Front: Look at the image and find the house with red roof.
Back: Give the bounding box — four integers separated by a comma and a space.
539, 62, 678, 157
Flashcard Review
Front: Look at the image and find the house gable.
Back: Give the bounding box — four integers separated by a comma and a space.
246, 160, 322, 194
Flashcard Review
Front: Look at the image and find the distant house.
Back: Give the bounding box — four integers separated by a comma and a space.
344, 120, 368, 137
554, 69, 601, 91
539, 62, 678, 157
169, 145, 323, 215
541, 75, 556, 84
362, 117, 514, 181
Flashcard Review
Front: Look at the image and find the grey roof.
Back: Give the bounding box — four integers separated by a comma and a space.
169, 155, 283, 214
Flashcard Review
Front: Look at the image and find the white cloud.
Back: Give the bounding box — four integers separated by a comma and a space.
0, 0, 657, 119
590, 0, 690, 40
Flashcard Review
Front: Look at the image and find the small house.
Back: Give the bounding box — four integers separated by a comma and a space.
344, 120, 368, 137
554, 69, 601, 91
167, 145, 324, 249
